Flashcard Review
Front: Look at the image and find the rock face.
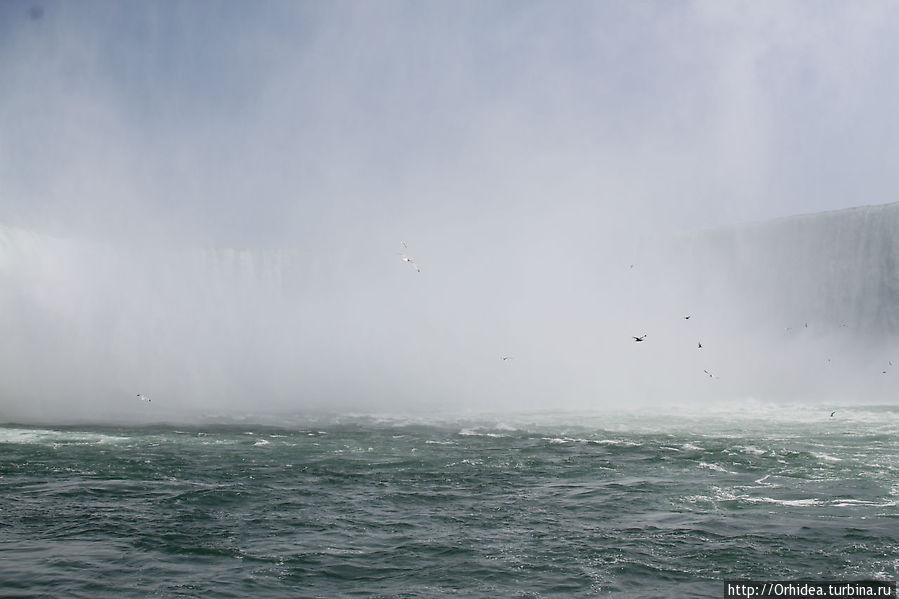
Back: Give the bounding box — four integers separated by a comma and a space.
676, 202, 899, 340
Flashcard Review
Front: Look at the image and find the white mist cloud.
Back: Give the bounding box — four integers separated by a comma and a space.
1, 2, 898, 422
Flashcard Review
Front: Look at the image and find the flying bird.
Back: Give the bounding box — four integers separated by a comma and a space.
830, 411, 836, 417
703, 369, 718, 379
136, 393, 151, 403
501, 356, 513, 361
398, 242, 420, 271
633, 334, 647, 342
697, 341, 702, 349
684, 315, 691, 320
400, 254, 420, 272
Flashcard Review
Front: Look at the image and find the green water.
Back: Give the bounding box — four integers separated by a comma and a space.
1, 406, 897, 597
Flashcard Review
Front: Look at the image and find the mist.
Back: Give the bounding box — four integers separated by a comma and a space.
2, 2, 899, 423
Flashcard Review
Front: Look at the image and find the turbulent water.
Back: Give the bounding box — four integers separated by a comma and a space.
1, 405, 897, 598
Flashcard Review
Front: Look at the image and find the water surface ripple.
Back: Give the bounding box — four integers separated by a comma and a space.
1, 407, 897, 597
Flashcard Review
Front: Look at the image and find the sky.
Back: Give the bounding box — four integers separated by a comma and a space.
1, 1, 899, 422
2, 1, 899, 249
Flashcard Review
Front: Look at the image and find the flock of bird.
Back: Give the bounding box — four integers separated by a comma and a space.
395, 243, 722, 381
632, 319, 717, 379
374, 241, 872, 419
133, 240, 883, 420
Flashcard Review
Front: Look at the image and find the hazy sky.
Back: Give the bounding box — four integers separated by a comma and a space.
2, 1, 898, 249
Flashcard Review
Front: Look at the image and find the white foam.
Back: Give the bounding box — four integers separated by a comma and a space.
592, 439, 643, 447
458, 428, 508, 438
813, 452, 842, 462
739, 445, 766, 455
0, 428, 129, 446
687, 487, 821, 508
744, 496, 822, 507
830, 499, 898, 508
698, 461, 731, 473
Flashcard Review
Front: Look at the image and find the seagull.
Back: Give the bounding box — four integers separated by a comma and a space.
633, 334, 647, 342
501, 356, 513, 361
830, 411, 836, 417
684, 315, 691, 320
697, 341, 702, 349
703, 369, 718, 379
136, 393, 151, 403
400, 254, 420, 272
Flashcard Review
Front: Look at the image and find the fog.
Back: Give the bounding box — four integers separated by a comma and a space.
1, 2, 898, 423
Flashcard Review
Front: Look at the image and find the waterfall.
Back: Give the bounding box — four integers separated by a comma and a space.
676, 202, 899, 339
1, 202, 897, 422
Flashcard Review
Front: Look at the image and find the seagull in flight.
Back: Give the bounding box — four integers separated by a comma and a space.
501, 356, 514, 361
703, 369, 718, 379
684, 315, 691, 320
633, 334, 647, 342
398, 242, 420, 272
830, 411, 836, 417
400, 254, 420, 272
697, 341, 702, 349
136, 393, 151, 403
